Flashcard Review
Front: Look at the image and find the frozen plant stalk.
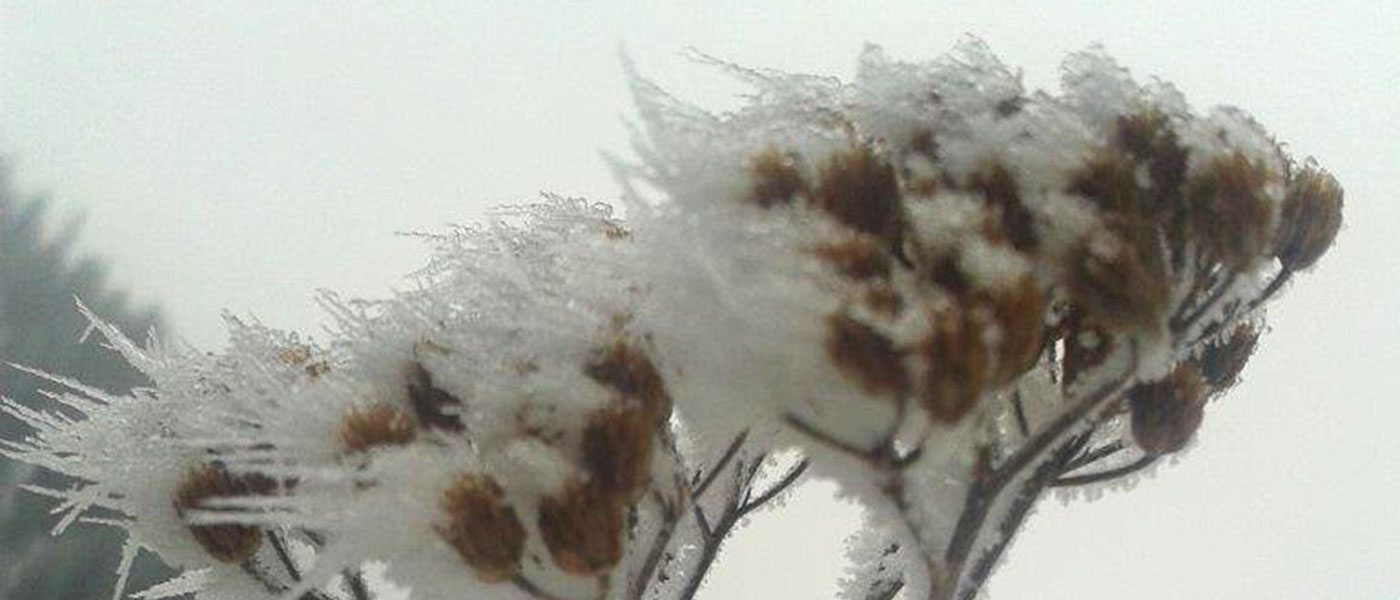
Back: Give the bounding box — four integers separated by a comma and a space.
1, 38, 1342, 600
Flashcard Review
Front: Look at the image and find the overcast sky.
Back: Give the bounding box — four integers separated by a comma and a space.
2, 2, 1397, 598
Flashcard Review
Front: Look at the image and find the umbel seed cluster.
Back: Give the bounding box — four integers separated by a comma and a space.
3, 38, 1340, 600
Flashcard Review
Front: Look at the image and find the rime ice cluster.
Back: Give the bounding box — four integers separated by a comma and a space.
2, 38, 1340, 600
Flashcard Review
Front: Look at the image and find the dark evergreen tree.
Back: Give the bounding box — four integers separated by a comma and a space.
0, 163, 175, 599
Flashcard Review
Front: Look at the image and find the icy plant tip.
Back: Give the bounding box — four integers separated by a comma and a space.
2, 38, 1341, 600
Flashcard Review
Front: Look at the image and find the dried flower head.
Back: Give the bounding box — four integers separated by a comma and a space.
1197, 324, 1261, 391
1187, 151, 1278, 271
537, 482, 625, 576
918, 302, 994, 424
437, 474, 527, 582
1066, 225, 1170, 331
340, 404, 418, 453
748, 147, 808, 207
581, 404, 656, 502
1129, 365, 1209, 455
826, 313, 909, 396
584, 338, 672, 422
171, 465, 276, 564
1274, 164, 1344, 271
813, 143, 903, 242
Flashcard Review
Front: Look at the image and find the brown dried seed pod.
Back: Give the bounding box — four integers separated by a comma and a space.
537, 483, 626, 576
582, 405, 655, 502
1196, 324, 1260, 391
1186, 152, 1278, 271
340, 404, 418, 453
171, 465, 276, 563
407, 362, 465, 433
1274, 164, 1343, 271
584, 339, 673, 422
1129, 364, 1208, 455
812, 233, 893, 281
918, 303, 994, 424
971, 162, 1036, 251
825, 313, 909, 396
436, 474, 527, 582
1065, 225, 1170, 331
1069, 151, 1142, 216
813, 144, 903, 242
983, 275, 1047, 384
1115, 111, 1188, 201
862, 282, 905, 318
748, 148, 807, 208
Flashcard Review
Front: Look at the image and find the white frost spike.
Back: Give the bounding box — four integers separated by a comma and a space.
133, 569, 210, 600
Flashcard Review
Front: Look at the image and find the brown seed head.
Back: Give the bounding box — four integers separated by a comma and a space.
918, 303, 994, 424
537, 482, 626, 576
1129, 364, 1208, 455
1274, 164, 1343, 271
584, 339, 672, 423
437, 474, 526, 582
1069, 151, 1142, 216
1196, 324, 1260, 391
1066, 225, 1170, 331
1186, 152, 1278, 271
172, 465, 276, 563
340, 404, 418, 454
813, 144, 903, 241
981, 275, 1047, 384
748, 148, 807, 208
1115, 111, 1188, 201
971, 162, 1036, 251
812, 233, 893, 281
581, 405, 655, 503
861, 282, 905, 318
825, 313, 909, 397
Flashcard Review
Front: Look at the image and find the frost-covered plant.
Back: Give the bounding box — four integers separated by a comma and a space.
1, 38, 1342, 600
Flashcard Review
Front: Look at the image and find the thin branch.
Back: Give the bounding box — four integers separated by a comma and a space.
1051, 454, 1159, 488
738, 459, 810, 517
268, 529, 303, 582
1011, 390, 1030, 439
784, 414, 878, 460
1061, 439, 1125, 474
956, 434, 1088, 600
629, 486, 685, 600
691, 503, 714, 544
938, 341, 1139, 599
692, 430, 749, 499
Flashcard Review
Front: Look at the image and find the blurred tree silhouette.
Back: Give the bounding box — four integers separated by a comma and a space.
0, 162, 174, 599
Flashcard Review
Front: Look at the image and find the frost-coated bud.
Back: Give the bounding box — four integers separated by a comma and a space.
340, 404, 418, 454
437, 474, 527, 582
1129, 365, 1208, 455
1275, 164, 1344, 271
171, 466, 276, 564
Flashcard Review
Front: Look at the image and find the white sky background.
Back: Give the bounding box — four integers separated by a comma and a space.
2, 2, 1397, 598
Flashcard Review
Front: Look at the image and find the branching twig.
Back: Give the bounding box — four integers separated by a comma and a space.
1051, 454, 1158, 488
936, 341, 1139, 600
